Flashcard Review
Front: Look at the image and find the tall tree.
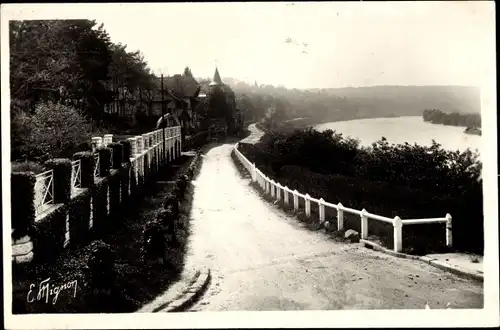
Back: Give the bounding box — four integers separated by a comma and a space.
183, 66, 193, 77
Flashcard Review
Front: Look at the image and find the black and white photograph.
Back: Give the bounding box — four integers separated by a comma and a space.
2, 2, 498, 329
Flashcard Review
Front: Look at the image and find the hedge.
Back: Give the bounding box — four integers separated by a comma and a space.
44, 158, 72, 203
108, 170, 121, 217
120, 140, 132, 163
129, 163, 139, 197
91, 177, 109, 233
32, 205, 68, 263
73, 151, 95, 188
68, 189, 92, 247
98, 147, 112, 177
108, 143, 123, 170
163, 193, 179, 216
11, 172, 36, 239
120, 163, 131, 204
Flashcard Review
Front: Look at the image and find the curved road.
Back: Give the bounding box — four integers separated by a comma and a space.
183, 125, 482, 311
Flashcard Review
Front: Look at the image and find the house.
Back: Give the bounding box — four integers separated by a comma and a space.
162, 74, 202, 134
207, 67, 242, 134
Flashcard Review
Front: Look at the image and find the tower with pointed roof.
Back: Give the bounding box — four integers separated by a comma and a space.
209, 67, 223, 87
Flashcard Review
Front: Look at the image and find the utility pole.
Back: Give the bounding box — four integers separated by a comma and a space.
161, 73, 166, 164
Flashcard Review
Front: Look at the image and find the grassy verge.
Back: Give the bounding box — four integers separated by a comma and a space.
12, 154, 201, 314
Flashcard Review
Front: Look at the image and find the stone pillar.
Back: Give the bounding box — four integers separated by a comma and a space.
91, 137, 103, 152
136, 136, 144, 154
103, 134, 113, 146
142, 134, 150, 149
129, 137, 138, 156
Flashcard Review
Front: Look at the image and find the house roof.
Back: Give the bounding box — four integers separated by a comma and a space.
151, 77, 182, 102
164, 74, 200, 98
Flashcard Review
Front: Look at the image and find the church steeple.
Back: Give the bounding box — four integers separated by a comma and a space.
210, 67, 223, 86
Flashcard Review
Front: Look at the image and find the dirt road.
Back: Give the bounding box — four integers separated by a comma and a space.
183, 125, 483, 311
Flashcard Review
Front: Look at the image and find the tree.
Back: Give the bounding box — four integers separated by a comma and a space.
9, 19, 114, 121
183, 66, 193, 77
21, 102, 93, 162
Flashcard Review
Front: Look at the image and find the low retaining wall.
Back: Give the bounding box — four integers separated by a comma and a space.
11, 127, 183, 264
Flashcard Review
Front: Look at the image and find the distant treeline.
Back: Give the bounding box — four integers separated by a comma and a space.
423, 109, 481, 128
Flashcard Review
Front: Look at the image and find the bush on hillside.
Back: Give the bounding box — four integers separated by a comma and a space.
241, 128, 483, 254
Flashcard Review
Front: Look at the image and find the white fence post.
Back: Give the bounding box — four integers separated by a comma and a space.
445, 213, 453, 248
319, 198, 325, 223
293, 190, 299, 210
252, 163, 257, 182
284, 186, 289, 205
276, 183, 282, 201
265, 178, 270, 194
305, 194, 311, 217
361, 209, 368, 239
337, 202, 344, 231
393, 216, 403, 252
271, 180, 276, 198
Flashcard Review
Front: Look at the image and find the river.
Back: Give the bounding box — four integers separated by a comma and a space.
314, 116, 481, 154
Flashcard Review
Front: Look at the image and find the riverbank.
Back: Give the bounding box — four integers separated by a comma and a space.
238, 122, 483, 255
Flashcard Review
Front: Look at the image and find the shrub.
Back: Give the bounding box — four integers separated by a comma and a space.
11, 161, 46, 174
97, 147, 112, 177
44, 158, 72, 203
157, 208, 176, 228
108, 143, 123, 170
86, 240, 115, 290
14, 102, 93, 163
242, 127, 484, 254
73, 151, 95, 188
163, 193, 179, 216
11, 172, 36, 239
142, 220, 166, 263
120, 163, 131, 203
91, 179, 109, 232
32, 205, 68, 262
108, 171, 121, 217
120, 140, 132, 163
171, 184, 184, 200
68, 190, 91, 247
175, 178, 187, 194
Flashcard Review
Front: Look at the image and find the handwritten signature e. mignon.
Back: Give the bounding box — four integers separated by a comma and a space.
27, 277, 78, 305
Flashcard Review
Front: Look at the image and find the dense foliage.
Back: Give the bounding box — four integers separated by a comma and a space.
240, 128, 483, 253
423, 109, 481, 128
12, 102, 94, 163
10, 20, 157, 163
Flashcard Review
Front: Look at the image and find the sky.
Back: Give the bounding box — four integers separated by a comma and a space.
2, 2, 496, 89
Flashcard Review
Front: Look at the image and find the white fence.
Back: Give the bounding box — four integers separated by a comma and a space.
34, 169, 54, 215
31, 126, 182, 218
234, 142, 452, 253
71, 160, 82, 194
